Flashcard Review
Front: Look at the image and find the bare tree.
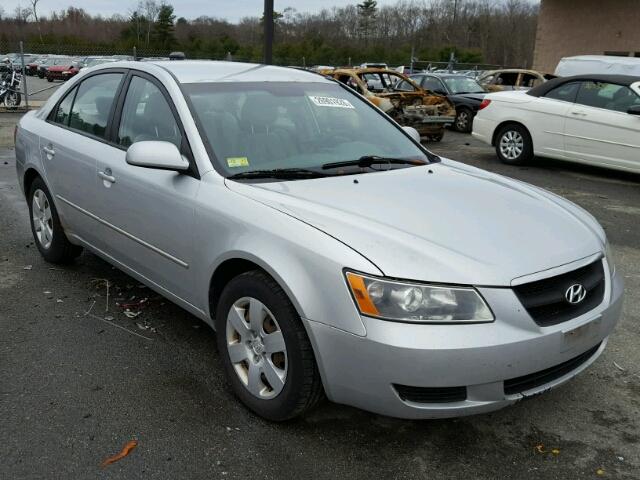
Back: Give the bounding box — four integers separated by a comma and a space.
143, 0, 160, 47
13, 5, 33, 24
29, 0, 43, 43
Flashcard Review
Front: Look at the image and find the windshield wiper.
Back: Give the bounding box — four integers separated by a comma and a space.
321, 155, 427, 170
227, 168, 327, 180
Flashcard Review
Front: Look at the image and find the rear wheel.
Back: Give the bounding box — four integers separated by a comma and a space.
28, 177, 83, 263
495, 124, 533, 165
215, 270, 324, 421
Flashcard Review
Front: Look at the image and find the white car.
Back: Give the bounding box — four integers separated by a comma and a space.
472, 74, 640, 173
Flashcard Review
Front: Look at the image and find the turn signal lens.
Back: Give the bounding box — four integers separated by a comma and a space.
346, 272, 380, 316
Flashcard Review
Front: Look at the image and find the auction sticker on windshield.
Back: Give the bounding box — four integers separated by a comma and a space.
227, 157, 250, 168
309, 96, 355, 109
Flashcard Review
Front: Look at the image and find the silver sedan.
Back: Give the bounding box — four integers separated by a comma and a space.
15, 61, 623, 420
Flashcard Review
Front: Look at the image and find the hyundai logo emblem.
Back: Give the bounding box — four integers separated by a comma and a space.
565, 284, 587, 304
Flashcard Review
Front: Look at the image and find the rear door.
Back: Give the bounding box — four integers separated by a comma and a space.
564, 81, 640, 171
91, 72, 200, 305
38, 71, 125, 245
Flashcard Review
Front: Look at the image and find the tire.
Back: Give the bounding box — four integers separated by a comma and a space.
454, 107, 473, 133
47, 77, 53, 82
215, 270, 324, 421
28, 177, 83, 264
429, 132, 444, 142
495, 123, 533, 165
2, 91, 21, 108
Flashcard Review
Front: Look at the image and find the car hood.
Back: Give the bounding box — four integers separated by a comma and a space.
225, 160, 603, 286
48, 65, 74, 71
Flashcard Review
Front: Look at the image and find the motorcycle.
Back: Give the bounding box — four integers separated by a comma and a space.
0, 61, 23, 108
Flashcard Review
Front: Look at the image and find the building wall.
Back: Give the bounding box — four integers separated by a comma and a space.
533, 0, 640, 73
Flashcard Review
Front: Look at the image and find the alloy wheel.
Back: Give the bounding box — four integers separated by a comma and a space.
456, 110, 470, 131
32, 189, 53, 249
226, 297, 288, 399
499, 130, 524, 160
4, 92, 19, 107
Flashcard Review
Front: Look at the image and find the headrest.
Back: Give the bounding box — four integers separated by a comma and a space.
240, 94, 280, 130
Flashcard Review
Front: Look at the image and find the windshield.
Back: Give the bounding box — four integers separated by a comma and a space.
443, 77, 485, 94
185, 81, 432, 179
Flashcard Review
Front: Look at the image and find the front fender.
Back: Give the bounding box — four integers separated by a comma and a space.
193, 176, 382, 337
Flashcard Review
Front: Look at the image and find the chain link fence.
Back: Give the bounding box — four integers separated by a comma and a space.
1, 39, 502, 111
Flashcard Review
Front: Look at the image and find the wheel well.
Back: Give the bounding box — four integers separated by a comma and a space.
491, 121, 529, 146
209, 258, 267, 319
23, 168, 40, 197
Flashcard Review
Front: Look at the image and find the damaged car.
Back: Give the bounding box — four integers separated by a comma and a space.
478, 69, 555, 92
322, 67, 455, 141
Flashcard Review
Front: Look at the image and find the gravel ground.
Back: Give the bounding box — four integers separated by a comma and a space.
1, 127, 639, 479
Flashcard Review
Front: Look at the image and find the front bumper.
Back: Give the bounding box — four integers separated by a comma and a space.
306, 267, 623, 419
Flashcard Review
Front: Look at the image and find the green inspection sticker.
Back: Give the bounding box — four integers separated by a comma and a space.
227, 157, 249, 168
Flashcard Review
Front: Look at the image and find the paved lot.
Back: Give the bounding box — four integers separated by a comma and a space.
22, 74, 64, 102
1, 127, 639, 479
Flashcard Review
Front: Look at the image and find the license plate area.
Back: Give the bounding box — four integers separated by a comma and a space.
561, 316, 601, 353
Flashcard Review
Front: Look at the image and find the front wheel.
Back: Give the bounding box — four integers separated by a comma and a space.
495, 124, 533, 165
215, 270, 324, 421
2, 91, 21, 107
454, 108, 473, 133
28, 177, 83, 263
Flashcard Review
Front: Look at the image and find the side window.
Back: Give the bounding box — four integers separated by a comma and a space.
117, 76, 182, 148
521, 74, 539, 88
422, 77, 444, 93
395, 79, 416, 92
576, 81, 640, 112
52, 87, 77, 126
497, 73, 519, 86
544, 82, 580, 102
68, 73, 123, 138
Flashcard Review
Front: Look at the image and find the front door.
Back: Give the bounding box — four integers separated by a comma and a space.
92, 73, 200, 306
564, 80, 640, 171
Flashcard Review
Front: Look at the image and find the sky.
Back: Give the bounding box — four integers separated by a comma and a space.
1, 0, 405, 22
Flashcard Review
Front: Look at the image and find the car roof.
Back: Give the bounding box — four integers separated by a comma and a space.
528, 74, 640, 97
414, 73, 470, 79
124, 60, 333, 84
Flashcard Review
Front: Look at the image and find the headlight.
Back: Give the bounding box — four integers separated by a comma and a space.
345, 271, 494, 323
605, 240, 615, 276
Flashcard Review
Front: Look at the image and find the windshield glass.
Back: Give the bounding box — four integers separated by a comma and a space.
184, 81, 431, 178
443, 77, 485, 94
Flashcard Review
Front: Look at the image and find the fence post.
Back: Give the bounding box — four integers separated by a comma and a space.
133, 46, 137, 61
410, 45, 415, 74
20, 41, 29, 110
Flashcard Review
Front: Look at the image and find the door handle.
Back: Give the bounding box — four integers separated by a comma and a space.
43, 146, 55, 156
570, 111, 587, 116
98, 169, 116, 184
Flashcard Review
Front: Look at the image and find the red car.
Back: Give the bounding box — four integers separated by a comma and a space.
46, 63, 80, 82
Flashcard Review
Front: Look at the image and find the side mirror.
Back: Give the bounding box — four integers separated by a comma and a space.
125, 141, 190, 171
402, 126, 421, 143
627, 105, 640, 116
